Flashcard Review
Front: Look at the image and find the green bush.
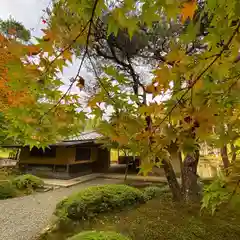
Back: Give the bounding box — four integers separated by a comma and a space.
55, 184, 145, 222
68, 231, 130, 240
0, 181, 17, 199
143, 186, 164, 201
12, 174, 44, 190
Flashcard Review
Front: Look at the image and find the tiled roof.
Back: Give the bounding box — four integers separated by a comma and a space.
51, 131, 103, 146
65, 131, 102, 142
0, 131, 103, 148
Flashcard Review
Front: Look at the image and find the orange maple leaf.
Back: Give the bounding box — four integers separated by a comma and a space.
181, 0, 197, 23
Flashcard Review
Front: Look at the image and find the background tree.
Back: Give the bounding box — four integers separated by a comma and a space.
0, 17, 31, 42
0, 17, 85, 146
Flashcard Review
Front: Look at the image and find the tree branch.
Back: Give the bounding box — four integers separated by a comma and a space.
97, 40, 145, 103
39, 0, 100, 122
158, 20, 240, 126
87, 51, 117, 105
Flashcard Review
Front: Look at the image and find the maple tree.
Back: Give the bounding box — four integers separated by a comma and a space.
44, 0, 240, 205
2, 0, 240, 208
0, 18, 85, 146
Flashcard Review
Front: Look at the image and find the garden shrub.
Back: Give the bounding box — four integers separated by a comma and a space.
67, 231, 130, 240
12, 174, 44, 190
0, 181, 17, 199
55, 184, 145, 222
143, 186, 164, 201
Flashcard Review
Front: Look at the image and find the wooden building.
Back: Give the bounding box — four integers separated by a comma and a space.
3, 132, 110, 179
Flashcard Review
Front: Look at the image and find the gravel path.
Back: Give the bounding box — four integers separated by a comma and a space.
0, 178, 123, 240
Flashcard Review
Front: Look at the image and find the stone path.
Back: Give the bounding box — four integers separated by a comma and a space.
0, 178, 122, 240
42, 173, 102, 187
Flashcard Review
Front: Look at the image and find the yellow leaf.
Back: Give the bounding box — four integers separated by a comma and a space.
112, 134, 129, 145
138, 162, 154, 176
62, 50, 72, 62
193, 79, 203, 90
87, 94, 103, 107
145, 84, 156, 93
26, 45, 41, 56
139, 103, 164, 116
42, 29, 55, 42
153, 66, 171, 90
88, 97, 98, 107
54, 59, 66, 72
135, 131, 149, 141
181, 0, 197, 23
166, 49, 185, 63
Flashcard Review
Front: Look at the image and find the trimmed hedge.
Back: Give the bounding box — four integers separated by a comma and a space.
143, 186, 165, 201
0, 181, 17, 199
68, 231, 130, 240
12, 174, 44, 190
55, 184, 145, 221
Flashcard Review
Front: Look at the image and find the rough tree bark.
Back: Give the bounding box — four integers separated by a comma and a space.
161, 159, 182, 201
231, 143, 237, 163
153, 150, 182, 202
152, 142, 183, 201
182, 150, 201, 202
220, 145, 230, 171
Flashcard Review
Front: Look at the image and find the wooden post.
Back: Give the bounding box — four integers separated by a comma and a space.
124, 158, 129, 182
117, 148, 120, 164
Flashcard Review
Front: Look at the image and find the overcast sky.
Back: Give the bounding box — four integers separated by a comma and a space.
0, 1, 163, 105
0, 0, 92, 95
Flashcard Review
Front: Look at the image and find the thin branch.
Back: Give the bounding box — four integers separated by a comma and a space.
108, 43, 129, 68
87, 52, 117, 104
96, 45, 118, 62
226, 180, 240, 205
41, 21, 90, 78
158, 20, 240, 126
39, 0, 99, 122
147, 45, 174, 67
220, 73, 240, 83
220, 77, 240, 102
96, 41, 145, 104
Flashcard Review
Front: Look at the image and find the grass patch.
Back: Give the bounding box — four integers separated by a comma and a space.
0, 167, 18, 180
0, 149, 10, 158
0, 181, 17, 199
41, 192, 240, 240
68, 231, 130, 240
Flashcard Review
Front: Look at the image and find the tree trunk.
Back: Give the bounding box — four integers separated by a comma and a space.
124, 157, 130, 181
220, 145, 230, 170
182, 150, 201, 202
167, 141, 182, 176
178, 151, 185, 193
231, 143, 237, 163
161, 159, 182, 201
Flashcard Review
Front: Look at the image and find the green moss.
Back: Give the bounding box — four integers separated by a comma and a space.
55, 184, 145, 224
0, 181, 17, 199
43, 192, 240, 240
143, 186, 166, 201
12, 174, 44, 190
67, 231, 130, 240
